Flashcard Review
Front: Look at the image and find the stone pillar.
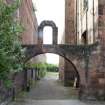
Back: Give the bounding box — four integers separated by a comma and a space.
53, 27, 58, 44
63, 59, 79, 87
38, 26, 43, 44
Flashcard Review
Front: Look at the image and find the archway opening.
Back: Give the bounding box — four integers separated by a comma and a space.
25, 53, 80, 99
43, 26, 53, 44
38, 20, 58, 45
81, 31, 87, 45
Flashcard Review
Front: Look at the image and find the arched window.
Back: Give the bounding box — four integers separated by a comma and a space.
38, 21, 58, 45
43, 26, 53, 44
81, 31, 87, 45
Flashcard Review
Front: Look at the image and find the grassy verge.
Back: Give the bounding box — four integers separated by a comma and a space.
46, 72, 59, 77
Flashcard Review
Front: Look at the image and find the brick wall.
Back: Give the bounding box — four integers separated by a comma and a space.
59, 0, 78, 87
19, 0, 38, 45
65, 0, 76, 44
89, 0, 105, 99
59, 57, 65, 81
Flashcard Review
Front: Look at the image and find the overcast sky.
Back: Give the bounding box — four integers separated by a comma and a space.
32, 0, 65, 64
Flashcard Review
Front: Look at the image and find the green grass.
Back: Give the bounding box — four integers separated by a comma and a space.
46, 72, 59, 79
46, 72, 59, 77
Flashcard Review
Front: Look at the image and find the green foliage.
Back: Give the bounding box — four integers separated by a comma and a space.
27, 63, 58, 72
25, 63, 58, 79
45, 63, 58, 72
31, 63, 47, 78
31, 63, 46, 70
0, 0, 24, 87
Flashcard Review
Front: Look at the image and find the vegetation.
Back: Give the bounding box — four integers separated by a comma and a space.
32, 63, 47, 78
0, 0, 24, 88
45, 63, 58, 72
25, 63, 58, 79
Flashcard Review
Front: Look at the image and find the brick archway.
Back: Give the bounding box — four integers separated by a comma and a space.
35, 52, 80, 88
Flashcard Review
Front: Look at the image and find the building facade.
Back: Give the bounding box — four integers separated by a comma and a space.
6, 0, 38, 44
59, 0, 105, 99
59, 0, 78, 87
4, 0, 105, 100
19, 0, 38, 45
19, 0, 47, 68
76, 0, 98, 45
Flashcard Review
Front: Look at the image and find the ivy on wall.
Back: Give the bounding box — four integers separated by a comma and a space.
0, 0, 24, 87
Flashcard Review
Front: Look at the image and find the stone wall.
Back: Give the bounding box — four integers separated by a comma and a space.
76, 0, 98, 44
59, 57, 65, 81
59, 0, 78, 87
19, 0, 38, 45
88, 0, 105, 100
59, 0, 105, 100
76, 0, 105, 100
65, 0, 76, 44
6, 0, 38, 45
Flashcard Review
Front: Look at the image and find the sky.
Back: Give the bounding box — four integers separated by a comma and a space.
32, 0, 65, 64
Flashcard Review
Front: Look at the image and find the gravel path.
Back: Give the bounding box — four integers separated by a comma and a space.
21, 73, 78, 100
9, 99, 105, 105
8, 72, 105, 105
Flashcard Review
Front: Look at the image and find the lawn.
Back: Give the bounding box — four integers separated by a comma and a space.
46, 72, 59, 77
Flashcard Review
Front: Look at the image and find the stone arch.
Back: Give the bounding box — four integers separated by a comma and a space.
38, 20, 58, 44
36, 53, 80, 87
24, 46, 80, 88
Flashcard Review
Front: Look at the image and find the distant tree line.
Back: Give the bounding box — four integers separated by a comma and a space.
25, 63, 58, 79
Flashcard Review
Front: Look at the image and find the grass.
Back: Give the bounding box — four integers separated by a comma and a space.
46, 72, 59, 77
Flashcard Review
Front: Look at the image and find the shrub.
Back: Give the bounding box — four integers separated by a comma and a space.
0, 0, 24, 88
46, 63, 58, 72
30, 63, 47, 79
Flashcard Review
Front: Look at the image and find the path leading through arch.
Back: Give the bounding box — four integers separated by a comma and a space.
9, 72, 105, 105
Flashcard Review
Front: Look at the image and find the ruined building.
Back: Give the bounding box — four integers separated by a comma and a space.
59, 0, 77, 86
59, 0, 105, 99
2, 0, 105, 100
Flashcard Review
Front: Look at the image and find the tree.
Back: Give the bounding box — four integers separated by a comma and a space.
0, 0, 24, 87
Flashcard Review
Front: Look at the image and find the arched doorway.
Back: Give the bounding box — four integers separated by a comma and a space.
43, 27, 53, 44
24, 52, 80, 99
81, 31, 88, 45
26, 52, 80, 88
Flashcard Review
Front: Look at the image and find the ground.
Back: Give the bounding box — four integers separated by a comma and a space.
8, 72, 105, 105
